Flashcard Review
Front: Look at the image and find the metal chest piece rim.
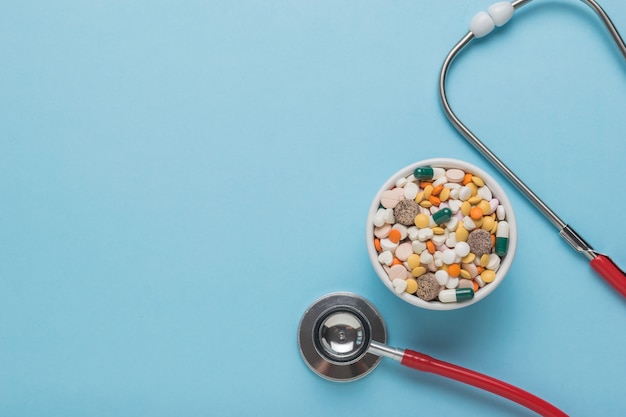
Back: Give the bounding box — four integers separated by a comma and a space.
297, 292, 387, 382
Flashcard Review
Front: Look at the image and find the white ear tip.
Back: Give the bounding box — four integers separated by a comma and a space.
488, 2, 515, 27
469, 11, 495, 38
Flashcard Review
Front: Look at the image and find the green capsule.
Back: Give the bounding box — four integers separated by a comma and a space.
432, 207, 452, 225
414, 166, 434, 180
439, 288, 474, 303
495, 221, 509, 256
496, 237, 509, 257
456, 288, 475, 301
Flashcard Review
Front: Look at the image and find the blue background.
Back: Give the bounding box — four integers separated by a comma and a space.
1, 1, 625, 416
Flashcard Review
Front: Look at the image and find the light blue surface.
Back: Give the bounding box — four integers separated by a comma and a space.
1, 1, 625, 416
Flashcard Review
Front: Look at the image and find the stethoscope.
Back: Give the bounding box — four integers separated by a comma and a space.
298, 1, 625, 416
439, 0, 626, 297
298, 292, 568, 417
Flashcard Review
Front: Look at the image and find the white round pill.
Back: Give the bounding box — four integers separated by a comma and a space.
454, 241, 471, 257
445, 168, 465, 183
446, 277, 460, 289
487, 254, 501, 271
442, 249, 456, 265
435, 270, 449, 285
389, 264, 409, 280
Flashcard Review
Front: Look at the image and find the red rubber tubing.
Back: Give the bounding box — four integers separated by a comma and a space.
590, 255, 626, 298
401, 350, 568, 417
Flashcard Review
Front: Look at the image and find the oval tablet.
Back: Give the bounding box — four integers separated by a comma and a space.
445, 168, 465, 183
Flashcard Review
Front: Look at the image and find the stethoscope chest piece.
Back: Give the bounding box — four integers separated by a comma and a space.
297, 292, 387, 382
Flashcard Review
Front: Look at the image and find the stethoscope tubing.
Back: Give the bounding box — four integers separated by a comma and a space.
439, 0, 626, 298
370, 340, 567, 416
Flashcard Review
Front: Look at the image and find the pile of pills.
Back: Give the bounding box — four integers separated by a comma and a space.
371, 165, 510, 304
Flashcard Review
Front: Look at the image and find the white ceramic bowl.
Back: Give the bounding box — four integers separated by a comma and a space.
366, 158, 517, 310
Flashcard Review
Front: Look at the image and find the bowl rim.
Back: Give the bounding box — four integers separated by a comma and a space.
366, 157, 518, 311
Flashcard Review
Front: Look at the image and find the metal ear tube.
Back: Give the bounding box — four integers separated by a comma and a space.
438, 0, 626, 298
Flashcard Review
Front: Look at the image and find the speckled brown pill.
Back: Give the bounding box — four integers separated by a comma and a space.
467, 229, 492, 258
415, 273, 440, 301
393, 199, 421, 226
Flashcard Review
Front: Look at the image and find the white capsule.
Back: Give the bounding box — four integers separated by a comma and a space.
497, 221, 510, 238
438, 289, 456, 303
433, 167, 446, 180
439, 288, 475, 303
407, 226, 419, 241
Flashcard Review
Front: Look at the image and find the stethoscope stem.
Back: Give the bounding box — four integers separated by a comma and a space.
438, 0, 626, 297
368, 341, 568, 417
